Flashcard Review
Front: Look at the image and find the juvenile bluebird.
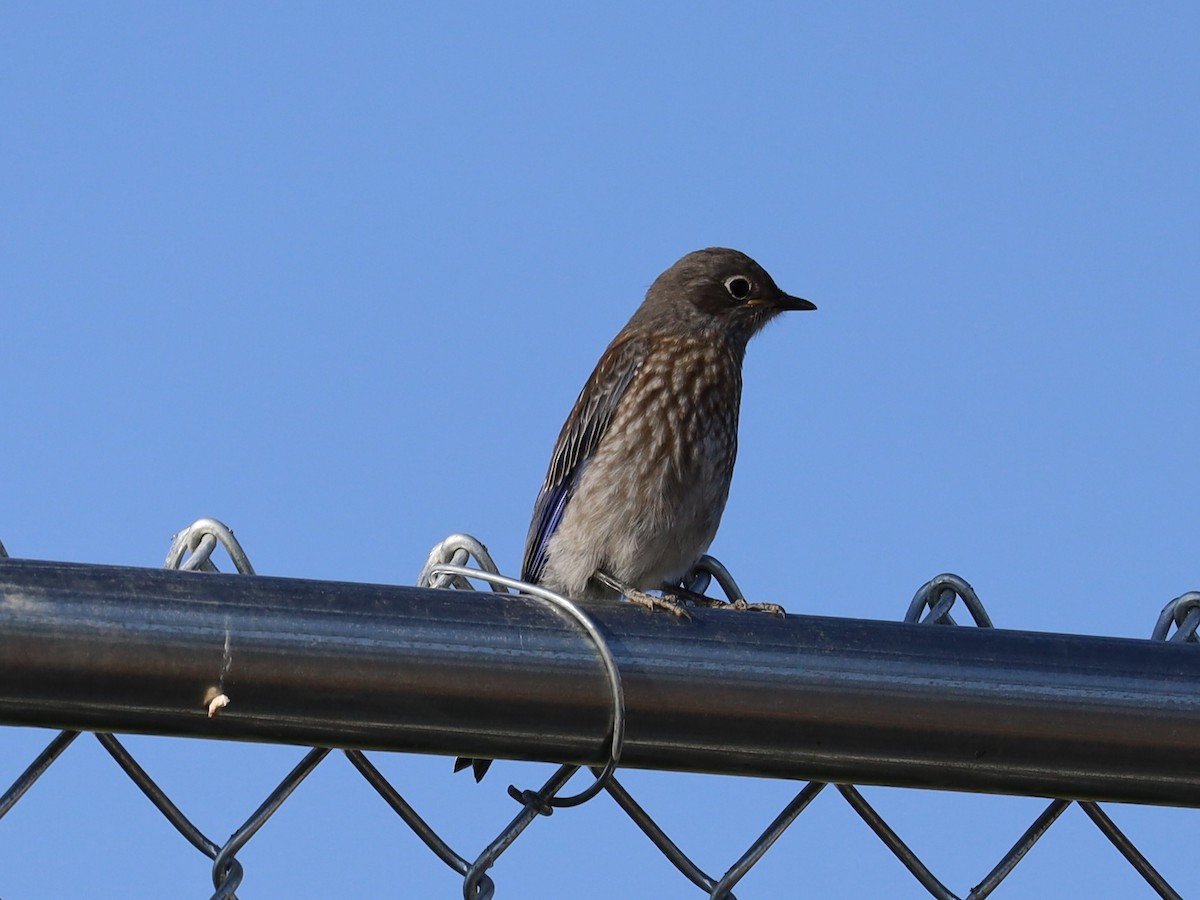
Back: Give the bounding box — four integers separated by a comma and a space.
456, 247, 815, 780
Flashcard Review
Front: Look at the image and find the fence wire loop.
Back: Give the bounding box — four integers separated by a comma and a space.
164, 517, 256, 575
678, 553, 788, 613
681, 554, 746, 603
417, 533, 510, 592
906, 573, 994, 627
422, 559, 625, 809
1152, 591, 1200, 643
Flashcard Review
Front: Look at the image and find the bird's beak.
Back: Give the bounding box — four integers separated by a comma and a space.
757, 293, 816, 311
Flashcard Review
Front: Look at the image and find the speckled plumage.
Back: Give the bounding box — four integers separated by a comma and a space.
522, 247, 814, 601
531, 336, 743, 599
456, 247, 814, 780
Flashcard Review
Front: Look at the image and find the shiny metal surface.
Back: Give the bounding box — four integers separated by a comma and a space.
1, 558, 1198, 806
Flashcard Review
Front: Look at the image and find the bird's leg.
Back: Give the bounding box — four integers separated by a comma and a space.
595, 571, 692, 620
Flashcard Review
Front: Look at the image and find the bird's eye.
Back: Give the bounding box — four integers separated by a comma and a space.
724, 276, 753, 301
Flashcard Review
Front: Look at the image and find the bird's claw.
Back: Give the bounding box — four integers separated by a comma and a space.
625, 588, 692, 620
670, 584, 786, 616
728, 598, 786, 616
673, 588, 728, 608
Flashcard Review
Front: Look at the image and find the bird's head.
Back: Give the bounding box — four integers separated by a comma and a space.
631, 247, 815, 346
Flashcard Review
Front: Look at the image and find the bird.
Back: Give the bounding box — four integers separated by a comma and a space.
455, 247, 815, 781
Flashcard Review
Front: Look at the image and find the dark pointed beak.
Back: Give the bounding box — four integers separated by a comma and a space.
777, 293, 816, 311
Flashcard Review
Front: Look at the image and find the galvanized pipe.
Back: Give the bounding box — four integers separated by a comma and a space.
0, 559, 1197, 806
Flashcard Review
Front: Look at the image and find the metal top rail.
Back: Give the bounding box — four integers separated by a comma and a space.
2, 557, 1198, 807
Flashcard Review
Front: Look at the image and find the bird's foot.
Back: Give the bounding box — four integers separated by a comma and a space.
668, 583, 785, 616
594, 571, 693, 619
667, 584, 729, 608
624, 587, 692, 620
727, 597, 786, 616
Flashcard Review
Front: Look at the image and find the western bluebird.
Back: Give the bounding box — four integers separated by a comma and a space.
456, 247, 814, 780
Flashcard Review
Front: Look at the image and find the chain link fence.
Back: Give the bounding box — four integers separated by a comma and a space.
0, 519, 1196, 898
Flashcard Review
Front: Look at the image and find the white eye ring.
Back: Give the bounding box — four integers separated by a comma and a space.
724, 275, 753, 301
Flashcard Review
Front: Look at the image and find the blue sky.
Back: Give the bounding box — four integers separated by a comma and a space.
3, 3, 1198, 897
